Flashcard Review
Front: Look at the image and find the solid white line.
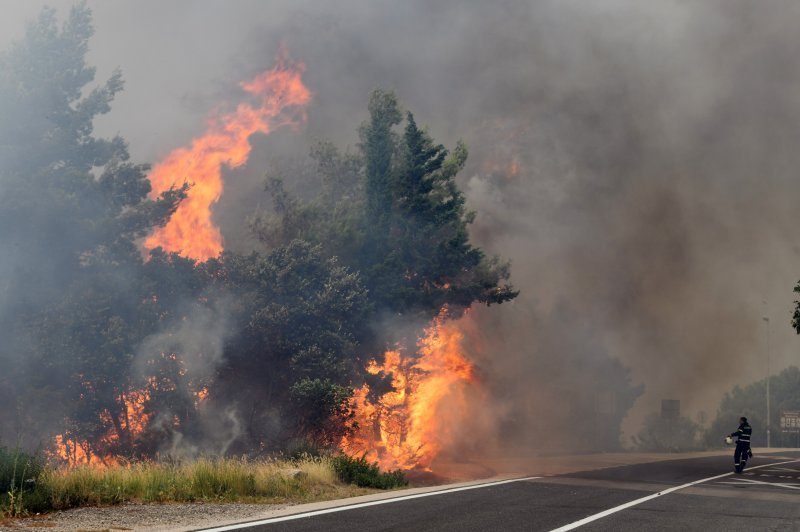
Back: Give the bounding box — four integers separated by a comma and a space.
200, 476, 542, 531
549, 458, 800, 532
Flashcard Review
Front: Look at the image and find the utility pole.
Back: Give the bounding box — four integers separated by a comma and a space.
763, 315, 771, 448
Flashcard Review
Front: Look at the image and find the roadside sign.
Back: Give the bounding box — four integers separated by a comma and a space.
780, 411, 800, 432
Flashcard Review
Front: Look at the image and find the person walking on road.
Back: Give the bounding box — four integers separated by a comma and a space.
728, 416, 752, 473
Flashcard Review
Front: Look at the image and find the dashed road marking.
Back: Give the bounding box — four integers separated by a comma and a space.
733, 478, 800, 490
719, 470, 800, 488
764, 467, 800, 473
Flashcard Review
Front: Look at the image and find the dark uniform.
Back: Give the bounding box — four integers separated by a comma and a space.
729, 418, 752, 473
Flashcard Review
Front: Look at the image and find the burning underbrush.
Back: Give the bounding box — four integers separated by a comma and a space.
343, 308, 486, 472
51, 386, 154, 468
45, 308, 486, 475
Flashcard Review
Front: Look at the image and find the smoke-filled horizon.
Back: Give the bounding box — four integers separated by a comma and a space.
3, 0, 800, 448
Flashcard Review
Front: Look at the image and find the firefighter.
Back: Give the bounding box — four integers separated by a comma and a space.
728, 416, 752, 473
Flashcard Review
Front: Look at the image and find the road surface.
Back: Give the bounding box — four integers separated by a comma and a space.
200, 450, 800, 531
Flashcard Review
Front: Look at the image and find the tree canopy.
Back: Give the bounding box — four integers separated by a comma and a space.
705, 366, 800, 448
0, 4, 184, 456
254, 90, 518, 322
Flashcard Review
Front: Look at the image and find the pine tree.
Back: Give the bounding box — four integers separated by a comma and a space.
360, 100, 518, 317
0, 4, 185, 452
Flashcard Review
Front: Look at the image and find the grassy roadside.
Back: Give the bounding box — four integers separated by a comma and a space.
2, 452, 408, 517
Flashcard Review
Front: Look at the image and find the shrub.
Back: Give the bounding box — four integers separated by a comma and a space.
331, 454, 407, 489
0, 446, 46, 516
285, 439, 324, 460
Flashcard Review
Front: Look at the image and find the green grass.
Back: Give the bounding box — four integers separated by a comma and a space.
331, 454, 408, 489
0, 446, 45, 516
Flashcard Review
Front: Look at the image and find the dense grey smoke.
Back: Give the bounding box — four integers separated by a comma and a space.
4, 0, 800, 450
134, 300, 242, 457
135, 300, 232, 386
133, 297, 242, 458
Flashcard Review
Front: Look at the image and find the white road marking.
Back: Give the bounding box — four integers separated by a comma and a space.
549, 458, 800, 532
734, 478, 800, 490
199, 476, 542, 531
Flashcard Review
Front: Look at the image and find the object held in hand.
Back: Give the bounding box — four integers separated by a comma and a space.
725, 436, 733, 445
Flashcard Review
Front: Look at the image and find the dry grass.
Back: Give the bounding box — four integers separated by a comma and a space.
38, 456, 367, 511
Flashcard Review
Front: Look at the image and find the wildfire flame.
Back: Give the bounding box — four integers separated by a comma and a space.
194, 386, 209, 408
52, 387, 152, 467
342, 309, 477, 471
144, 50, 312, 260
52, 377, 213, 467
58, 51, 483, 471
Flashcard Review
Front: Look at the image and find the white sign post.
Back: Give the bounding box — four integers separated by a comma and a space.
780, 411, 800, 448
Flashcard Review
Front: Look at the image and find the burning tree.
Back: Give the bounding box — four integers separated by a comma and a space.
0, 5, 516, 470
0, 4, 184, 459
253, 90, 518, 468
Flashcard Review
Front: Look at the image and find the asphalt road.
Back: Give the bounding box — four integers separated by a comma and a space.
201, 450, 800, 532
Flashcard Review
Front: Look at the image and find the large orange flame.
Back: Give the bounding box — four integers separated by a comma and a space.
144, 51, 312, 260
342, 309, 478, 471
